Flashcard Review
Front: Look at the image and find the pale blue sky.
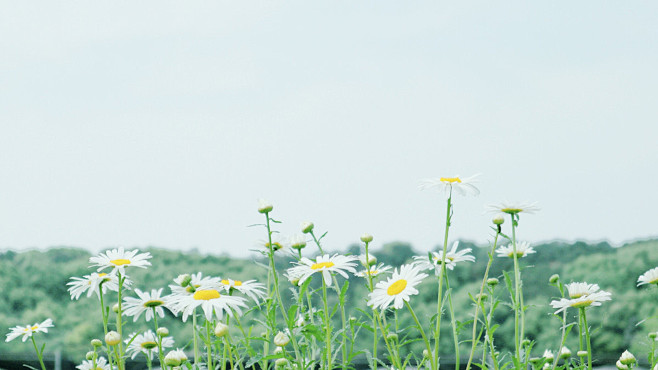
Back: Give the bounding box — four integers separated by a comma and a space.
1, 2, 657, 257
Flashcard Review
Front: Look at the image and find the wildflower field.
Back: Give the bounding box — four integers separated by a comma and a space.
2, 178, 658, 370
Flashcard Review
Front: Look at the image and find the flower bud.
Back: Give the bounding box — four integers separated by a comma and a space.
475, 293, 488, 302
423, 349, 431, 359
349, 316, 357, 324
214, 322, 229, 337
492, 214, 505, 225
275, 358, 288, 367
91, 339, 102, 348
265, 241, 283, 252
559, 346, 571, 359
577, 351, 588, 358
649, 331, 658, 340
616, 360, 629, 370
529, 357, 542, 365
86, 351, 95, 361
289, 235, 307, 250
112, 303, 120, 313
301, 221, 314, 234
274, 331, 290, 347
543, 350, 554, 363
487, 278, 499, 287
157, 327, 169, 337
105, 331, 121, 346
164, 350, 183, 367
177, 274, 192, 287
258, 199, 273, 214
386, 333, 398, 341
359, 254, 377, 267
549, 274, 560, 284
273, 346, 283, 355
360, 233, 373, 243
619, 350, 636, 366
521, 339, 531, 347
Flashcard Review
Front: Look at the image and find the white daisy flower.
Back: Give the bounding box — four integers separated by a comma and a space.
169, 272, 222, 297
67, 272, 123, 300
219, 278, 266, 303
487, 201, 540, 215
355, 263, 392, 278
496, 241, 536, 259
257, 199, 273, 214
123, 288, 173, 322
125, 330, 174, 360
550, 282, 612, 314
419, 174, 480, 196
287, 254, 359, 286
619, 350, 636, 365
89, 247, 152, 274
638, 267, 658, 286
367, 264, 428, 310
413, 241, 476, 275
5, 319, 54, 342
169, 283, 248, 322
76, 357, 110, 370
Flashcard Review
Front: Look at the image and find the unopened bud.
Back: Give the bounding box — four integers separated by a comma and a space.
164, 351, 182, 367
157, 327, 169, 337
577, 351, 588, 358
177, 274, 192, 287
619, 350, 636, 366
86, 351, 95, 361
616, 360, 629, 370
273, 346, 283, 355
487, 278, 499, 287
360, 233, 373, 243
301, 221, 314, 234
423, 349, 431, 359
214, 322, 229, 337
386, 333, 398, 341
549, 274, 560, 284
476, 293, 488, 302
105, 331, 121, 346
359, 254, 377, 267
275, 358, 288, 367
91, 339, 102, 348
289, 235, 307, 250
258, 199, 273, 214
492, 214, 505, 225
112, 303, 120, 313
650, 332, 658, 340
559, 346, 571, 359
274, 331, 290, 347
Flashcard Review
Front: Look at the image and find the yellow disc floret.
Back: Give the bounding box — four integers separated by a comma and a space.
193, 289, 221, 301
440, 177, 462, 183
387, 279, 408, 296
110, 259, 131, 266
311, 262, 335, 270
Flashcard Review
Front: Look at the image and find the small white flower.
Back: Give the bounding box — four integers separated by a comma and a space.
164, 349, 187, 366
257, 199, 273, 213
67, 273, 124, 300
219, 278, 266, 304
355, 263, 392, 278
550, 282, 612, 314
274, 331, 290, 346
125, 330, 174, 360
5, 319, 53, 342
289, 235, 307, 250
89, 247, 152, 274
168, 282, 248, 322
105, 331, 121, 346
496, 241, 536, 259
638, 267, 658, 286
287, 254, 358, 286
542, 349, 554, 362
301, 221, 314, 234
368, 264, 428, 310
76, 357, 110, 370
414, 241, 476, 275
487, 201, 540, 215
123, 288, 173, 322
214, 322, 229, 337
559, 346, 571, 359
419, 174, 480, 196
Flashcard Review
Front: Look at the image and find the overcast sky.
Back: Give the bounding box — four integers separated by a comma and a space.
1, 2, 657, 258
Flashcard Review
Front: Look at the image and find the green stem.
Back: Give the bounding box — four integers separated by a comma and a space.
116, 273, 125, 370
99, 289, 116, 370
466, 231, 500, 370
206, 320, 214, 370
581, 308, 592, 370
310, 230, 325, 254
444, 274, 459, 370
332, 276, 347, 370
510, 214, 523, 363
193, 310, 200, 365
30, 336, 47, 370
373, 309, 402, 370
322, 278, 332, 370
481, 295, 500, 370
433, 192, 452, 370
364, 241, 377, 370
146, 350, 153, 370
405, 301, 435, 370
152, 308, 166, 367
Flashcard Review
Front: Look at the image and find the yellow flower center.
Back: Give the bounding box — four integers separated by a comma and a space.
440, 177, 462, 183
501, 208, 522, 214
221, 279, 243, 286
570, 299, 593, 308
311, 262, 335, 270
24, 325, 38, 332
507, 251, 525, 258
110, 259, 131, 266
144, 299, 164, 308
186, 284, 201, 293
193, 289, 221, 300
387, 279, 408, 296
140, 341, 158, 350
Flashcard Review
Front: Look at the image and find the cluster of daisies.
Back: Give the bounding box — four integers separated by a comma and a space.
5, 174, 658, 370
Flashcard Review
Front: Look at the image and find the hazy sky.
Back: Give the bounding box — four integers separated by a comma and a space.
1, 2, 657, 258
